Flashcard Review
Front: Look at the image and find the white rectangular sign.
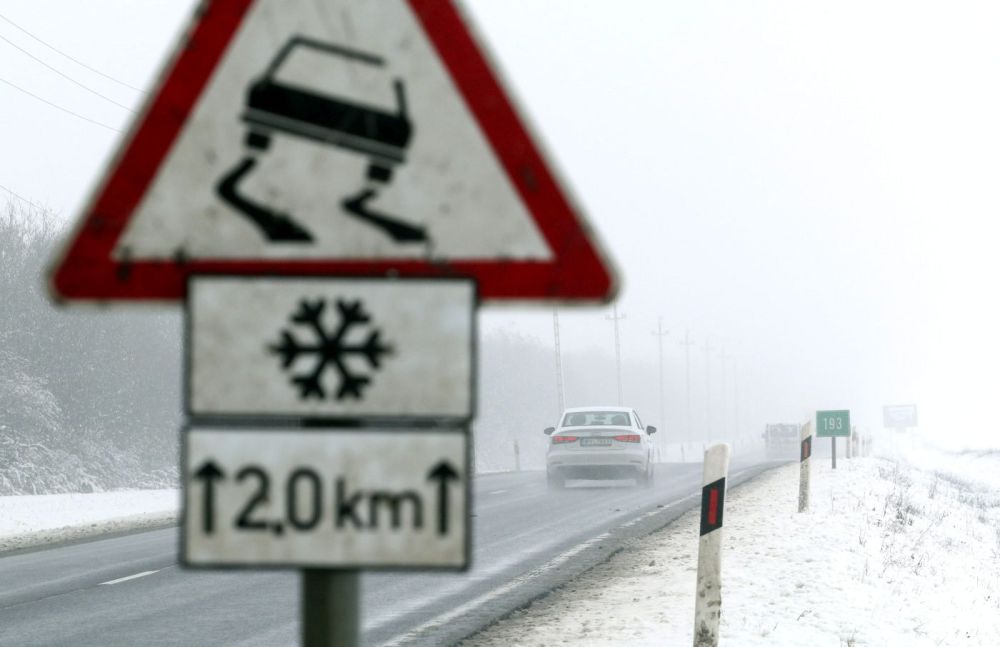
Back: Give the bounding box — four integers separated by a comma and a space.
187, 277, 474, 420
182, 427, 468, 568
883, 404, 917, 428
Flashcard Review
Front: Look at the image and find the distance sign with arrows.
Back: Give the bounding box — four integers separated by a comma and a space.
184, 428, 468, 568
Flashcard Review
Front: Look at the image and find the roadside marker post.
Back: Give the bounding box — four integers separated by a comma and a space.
46, 1, 620, 645
798, 421, 811, 513
693, 443, 730, 647
816, 410, 850, 470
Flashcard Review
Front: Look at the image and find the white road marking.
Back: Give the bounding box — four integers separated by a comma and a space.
488, 489, 508, 495
378, 464, 761, 645
379, 531, 612, 647
99, 570, 159, 586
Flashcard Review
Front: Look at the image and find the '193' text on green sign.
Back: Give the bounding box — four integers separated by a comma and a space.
816, 410, 850, 437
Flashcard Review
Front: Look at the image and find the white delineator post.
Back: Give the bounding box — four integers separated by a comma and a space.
798, 421, 812, 513
693, 443, 730, 647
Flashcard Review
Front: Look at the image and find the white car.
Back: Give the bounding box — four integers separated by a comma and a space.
544, 406, 657, 489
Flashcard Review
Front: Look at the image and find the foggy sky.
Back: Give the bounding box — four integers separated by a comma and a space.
2, 1, 998, 447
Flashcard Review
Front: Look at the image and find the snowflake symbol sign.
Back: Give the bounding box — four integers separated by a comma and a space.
268, 299, 394, 400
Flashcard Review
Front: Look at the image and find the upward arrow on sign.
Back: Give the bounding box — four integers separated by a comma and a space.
427, 461, 460, 536
192, 460, 226, 535
48, 0, 618, 304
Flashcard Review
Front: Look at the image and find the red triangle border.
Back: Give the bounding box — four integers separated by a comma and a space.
50, 0, 617, 303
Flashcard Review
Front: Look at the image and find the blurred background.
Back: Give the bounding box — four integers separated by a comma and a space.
3, 0, 1000, 487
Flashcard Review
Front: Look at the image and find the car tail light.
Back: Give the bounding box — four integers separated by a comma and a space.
552, 435, 578, 444
613, 434, 641, 443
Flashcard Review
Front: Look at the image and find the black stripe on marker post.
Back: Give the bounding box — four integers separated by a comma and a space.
699, 477, 726, 536
801, 436, 812, 462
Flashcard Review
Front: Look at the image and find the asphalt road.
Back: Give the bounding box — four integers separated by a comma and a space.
0, 458, 778, 646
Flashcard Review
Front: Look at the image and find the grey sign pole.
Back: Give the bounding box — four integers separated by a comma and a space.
303, 570, 359, 647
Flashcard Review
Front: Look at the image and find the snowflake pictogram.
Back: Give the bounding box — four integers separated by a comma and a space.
268, 299, 394, 400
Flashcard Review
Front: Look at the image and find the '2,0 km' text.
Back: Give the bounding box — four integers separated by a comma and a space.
191, 460, 461, 536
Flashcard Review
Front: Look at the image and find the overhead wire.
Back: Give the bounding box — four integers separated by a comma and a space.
0, 33, 134, 112
0, 13, 144, 93
0, 183, 48, 211
0, 76, 121, 132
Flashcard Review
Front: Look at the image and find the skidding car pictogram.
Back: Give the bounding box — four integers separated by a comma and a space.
216, 36, 427, 244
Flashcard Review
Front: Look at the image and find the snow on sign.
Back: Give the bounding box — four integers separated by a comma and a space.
48, 0, 617, 303
187, 277, 474, 420
183, 427, 468, 568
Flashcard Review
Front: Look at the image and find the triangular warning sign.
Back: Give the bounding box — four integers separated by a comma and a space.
49, 0, 617, 303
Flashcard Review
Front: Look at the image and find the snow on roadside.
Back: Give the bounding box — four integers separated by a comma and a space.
0, 489, 179, 553
463, 449, 1000, 646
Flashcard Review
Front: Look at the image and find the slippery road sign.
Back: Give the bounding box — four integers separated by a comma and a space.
48, 0, 617, 303
187, 277, 475, 420
183, 427, 469, 568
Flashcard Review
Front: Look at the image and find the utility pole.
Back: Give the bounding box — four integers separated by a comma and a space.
552, 309, 565, 417
680, 329, 695, 443
651, 318, 669, 430
719, 345, 732, 444
702, 335, 715, 441
606, 302, 626, 405
732, 360, 740, 445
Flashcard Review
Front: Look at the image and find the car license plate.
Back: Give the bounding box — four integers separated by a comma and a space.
581, 438, 612, 447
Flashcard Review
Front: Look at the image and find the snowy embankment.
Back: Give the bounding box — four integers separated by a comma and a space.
464, 442, 1000, 646
0, 489, 178, 553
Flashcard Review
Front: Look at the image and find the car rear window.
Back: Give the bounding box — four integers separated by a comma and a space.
273, 44, 398, 113
561, 411, 632, 427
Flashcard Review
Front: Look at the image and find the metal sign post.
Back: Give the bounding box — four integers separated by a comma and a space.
303, 571, 359, 647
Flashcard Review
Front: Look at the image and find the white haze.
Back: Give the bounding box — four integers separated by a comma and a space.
2, 1, 999, 448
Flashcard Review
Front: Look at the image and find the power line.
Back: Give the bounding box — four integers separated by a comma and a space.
0, 13, 144, 93
0, 33, 134, 112
0, 76, 121, 132
0, 183, 44, 210
0, 184, 57, 217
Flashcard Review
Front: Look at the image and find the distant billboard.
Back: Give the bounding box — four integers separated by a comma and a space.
883, 404, 917, 429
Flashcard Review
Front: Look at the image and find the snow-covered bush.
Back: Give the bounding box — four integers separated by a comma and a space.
0, 201, 181, 494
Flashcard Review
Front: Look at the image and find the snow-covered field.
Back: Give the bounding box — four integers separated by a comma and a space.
0, 489, 178, 553
464, 441, 1000, 646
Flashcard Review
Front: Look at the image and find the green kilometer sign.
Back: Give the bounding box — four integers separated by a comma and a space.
816, 410, 850, 438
